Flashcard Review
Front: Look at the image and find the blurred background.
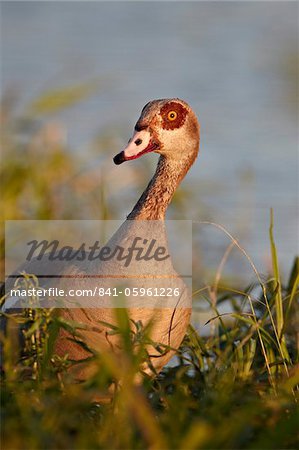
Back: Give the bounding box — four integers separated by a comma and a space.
1, 1, 298, 286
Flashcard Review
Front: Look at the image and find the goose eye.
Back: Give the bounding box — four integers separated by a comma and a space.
167, 111, 177, 121
160, 102, 187, 130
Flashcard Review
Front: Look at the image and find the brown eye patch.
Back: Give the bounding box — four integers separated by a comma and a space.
160, 102, 188, 130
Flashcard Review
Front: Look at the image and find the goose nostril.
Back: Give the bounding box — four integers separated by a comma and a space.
135, 138, 142, 146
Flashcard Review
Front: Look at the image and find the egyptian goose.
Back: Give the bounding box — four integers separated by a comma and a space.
54, 99, 200, 381
2, 99, 199, 383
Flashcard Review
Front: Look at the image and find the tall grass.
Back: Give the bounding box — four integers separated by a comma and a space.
1, 227, 298, 449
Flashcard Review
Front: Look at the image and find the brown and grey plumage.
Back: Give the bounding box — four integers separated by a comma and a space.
55, 98, 200, 380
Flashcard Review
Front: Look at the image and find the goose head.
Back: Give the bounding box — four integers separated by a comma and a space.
114, 98, 200, 167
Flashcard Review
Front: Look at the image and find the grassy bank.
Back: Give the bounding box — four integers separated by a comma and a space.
1, 231, 298, 450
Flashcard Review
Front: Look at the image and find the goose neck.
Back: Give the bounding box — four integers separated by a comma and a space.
127, 155, 187, 220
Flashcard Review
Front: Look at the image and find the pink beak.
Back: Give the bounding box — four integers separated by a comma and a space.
114, 129, 159, 165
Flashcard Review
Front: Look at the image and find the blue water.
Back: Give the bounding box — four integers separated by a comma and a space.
2, 1, 298, 278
